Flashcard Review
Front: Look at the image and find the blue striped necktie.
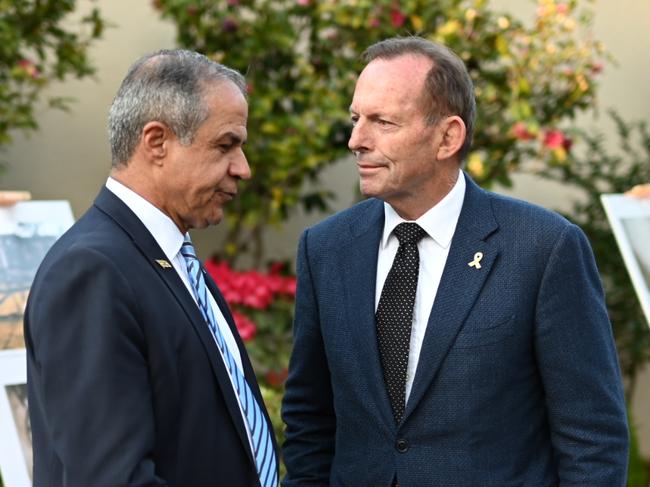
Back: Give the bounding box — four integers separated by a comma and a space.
181, 236, 278, 487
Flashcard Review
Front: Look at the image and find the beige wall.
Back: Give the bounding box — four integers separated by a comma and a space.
2, 0, 650, 460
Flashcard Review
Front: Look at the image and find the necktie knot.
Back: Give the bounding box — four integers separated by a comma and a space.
393, 222, 426, 246
181, 235, 198, 262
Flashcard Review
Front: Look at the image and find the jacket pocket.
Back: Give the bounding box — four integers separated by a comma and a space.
453, 315, 515, 349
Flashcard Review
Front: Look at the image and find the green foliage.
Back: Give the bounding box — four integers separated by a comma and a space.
0, 0, 105, 165
154, 0, 604, 263
628, 408, 650, 487
531, 111, 650, 393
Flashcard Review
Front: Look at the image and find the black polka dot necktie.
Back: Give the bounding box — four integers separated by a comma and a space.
376, 222, 427, 423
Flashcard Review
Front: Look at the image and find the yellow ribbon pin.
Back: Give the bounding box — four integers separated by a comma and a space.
468, 252, 483, 269
155, 259, 172, 269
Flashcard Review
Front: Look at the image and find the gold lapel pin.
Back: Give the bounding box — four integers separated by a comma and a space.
155, 259, 172, 269
468, 252, 483, 269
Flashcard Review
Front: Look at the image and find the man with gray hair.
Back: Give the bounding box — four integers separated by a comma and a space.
282, 36, 628, 486
25, 49, 278, 487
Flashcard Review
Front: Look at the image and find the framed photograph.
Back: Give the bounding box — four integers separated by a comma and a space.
601, 193, 650, 325
0, 200, 74, 350
0, 348, 31, 486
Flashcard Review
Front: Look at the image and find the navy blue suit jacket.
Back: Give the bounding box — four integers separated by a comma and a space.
282, 175, 628, 486
25, 187, 277, 486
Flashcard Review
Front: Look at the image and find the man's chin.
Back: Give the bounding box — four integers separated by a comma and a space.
191, 211, 224, 230
359, 180, 379, 198
207, 212, 224, 227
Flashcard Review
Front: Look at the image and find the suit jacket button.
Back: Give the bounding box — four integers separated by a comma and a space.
395, 438, 409, 453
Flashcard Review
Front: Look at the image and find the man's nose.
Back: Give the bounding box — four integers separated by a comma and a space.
348, 120, 370, 154
231, 149, 251, 180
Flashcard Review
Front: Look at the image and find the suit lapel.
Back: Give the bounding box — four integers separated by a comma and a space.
339, 200, 397, 430
93, 187, 257, 465
404, 175, 499, 420
203, 271, 280, 461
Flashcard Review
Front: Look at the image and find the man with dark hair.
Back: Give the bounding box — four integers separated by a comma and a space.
282, 36, 628, 486
25, 49, 278, 487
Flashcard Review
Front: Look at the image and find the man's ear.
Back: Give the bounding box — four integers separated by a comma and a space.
141, 121, 170, 164
435, 115, 466, 161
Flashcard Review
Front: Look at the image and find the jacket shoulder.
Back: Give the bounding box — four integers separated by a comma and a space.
486, 190, 575, 234
304, 198, 382, 241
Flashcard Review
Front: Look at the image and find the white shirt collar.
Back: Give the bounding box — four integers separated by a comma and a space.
105, 177, 186, 261
381, 170, 466, 249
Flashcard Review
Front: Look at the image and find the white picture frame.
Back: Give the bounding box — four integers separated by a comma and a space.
601, 193, 650, 326
0, 200, 74, 350
0, 348, 31, 486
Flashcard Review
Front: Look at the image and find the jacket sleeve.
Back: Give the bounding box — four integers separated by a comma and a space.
534, 223, 629, 486
25, 247, 167, 486
281, 230, 336, 486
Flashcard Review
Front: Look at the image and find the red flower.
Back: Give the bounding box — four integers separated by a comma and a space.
282, 276, 297, 296
232, 311, 257, 341
266, 368, 288, 387
368, 17, 381, 28
269, 261, 287, 275
390, 9, 406, 28
512, 122, 535, 141
205, 258, 297, 307
543, 130, 572, 150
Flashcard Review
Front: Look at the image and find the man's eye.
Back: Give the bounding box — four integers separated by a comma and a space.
378, 119, 391, 126
350, 117, 359, 126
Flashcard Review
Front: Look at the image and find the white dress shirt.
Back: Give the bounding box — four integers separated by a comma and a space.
105, 177, 254, 448
375, 170, 466, 401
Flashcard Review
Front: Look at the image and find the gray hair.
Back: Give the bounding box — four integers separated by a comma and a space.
108, 49, 246, 166
362, 36, 476, 161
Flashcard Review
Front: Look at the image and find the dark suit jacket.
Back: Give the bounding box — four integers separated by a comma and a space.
282, 174, 628, 486
24, 187, 277, 486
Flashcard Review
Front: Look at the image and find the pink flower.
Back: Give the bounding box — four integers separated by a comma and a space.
18, 59, 40, 79
232, 311, 257, 341
543, 130, 572, 151
368, 17, 381, 28
556, 3, 569, 15
227, 0, 239, 5
390, 9, 406, 28
590, 62, 604, 75
297, 0, 310, 5
511, 122, 535, 141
